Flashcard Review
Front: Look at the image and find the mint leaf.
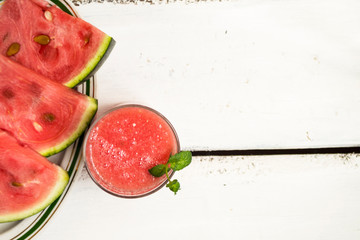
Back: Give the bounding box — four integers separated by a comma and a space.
167, 179, 180, 194
168, 151, 192, 171
148, 151, 192, 195
148, 164, 166, 177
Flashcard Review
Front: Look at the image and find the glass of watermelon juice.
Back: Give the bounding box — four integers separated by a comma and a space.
83, 104, 180, 198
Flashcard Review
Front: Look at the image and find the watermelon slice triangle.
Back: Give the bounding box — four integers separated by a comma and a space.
0, 0, 115, 88
0, 130, 69, 223
0, 54, 97, 157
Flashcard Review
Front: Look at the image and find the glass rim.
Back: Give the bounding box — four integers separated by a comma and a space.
82, 103, 180, 198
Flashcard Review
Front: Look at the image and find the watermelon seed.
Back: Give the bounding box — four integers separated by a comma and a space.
42, 113, 56, 122
2, 88, 14, 99
34, 35, 50, 45
12, 182, 22, 187
33, 122, 43, 132
44, 10, 53, 21
6, 42, 20, 56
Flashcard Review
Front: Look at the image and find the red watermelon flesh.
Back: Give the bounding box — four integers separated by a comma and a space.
0, 55, 97, 157
0, 0, 114, 88
0, 130, 69, 223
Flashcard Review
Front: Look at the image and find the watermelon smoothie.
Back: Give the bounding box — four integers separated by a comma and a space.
84, 104, 179, 197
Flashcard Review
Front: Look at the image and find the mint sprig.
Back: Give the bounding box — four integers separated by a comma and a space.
149, 151, 192, 195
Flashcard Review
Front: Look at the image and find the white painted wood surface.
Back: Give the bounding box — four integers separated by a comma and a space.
77, 0, 360, 151
37, 154, 360, 240
38, 1, 359, 239
3, 1, 360, 239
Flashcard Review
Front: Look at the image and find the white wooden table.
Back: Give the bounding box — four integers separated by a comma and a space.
9, 0, 360, 239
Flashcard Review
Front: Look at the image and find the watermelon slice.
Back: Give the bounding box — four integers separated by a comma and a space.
0, 55, 97, 157
0, 130, 69, 223
0, 0, 114, 88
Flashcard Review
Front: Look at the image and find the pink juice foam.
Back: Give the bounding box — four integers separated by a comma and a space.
85, 105, 179, 197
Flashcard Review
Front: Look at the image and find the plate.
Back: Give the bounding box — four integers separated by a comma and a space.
0, 0, 96, 239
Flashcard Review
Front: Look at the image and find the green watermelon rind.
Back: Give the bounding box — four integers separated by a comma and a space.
39, 97, 98, 157
64, 35, 115, 88
0, 167, 69, 223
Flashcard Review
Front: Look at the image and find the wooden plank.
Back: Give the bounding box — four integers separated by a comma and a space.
38, 154, 360, 240
77, 0, 360, 151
